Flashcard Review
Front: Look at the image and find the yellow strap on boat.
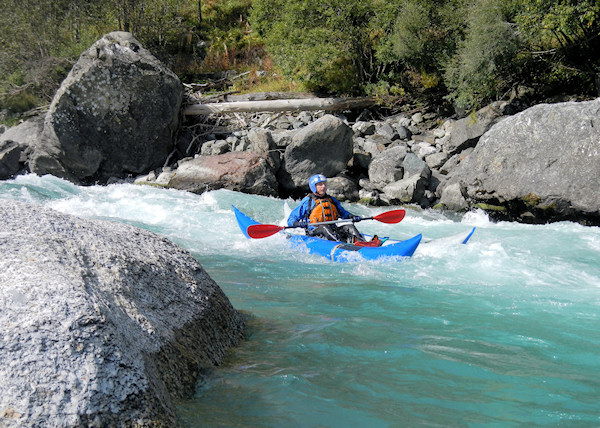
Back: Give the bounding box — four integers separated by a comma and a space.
330, 244, 343, 261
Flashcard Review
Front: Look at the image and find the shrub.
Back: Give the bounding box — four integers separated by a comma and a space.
1, 91, 38, 114
443, 0, 519, 111
250, 0, 375, 95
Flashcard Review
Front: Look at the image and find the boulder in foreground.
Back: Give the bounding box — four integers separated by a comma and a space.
0, 200, 244, 426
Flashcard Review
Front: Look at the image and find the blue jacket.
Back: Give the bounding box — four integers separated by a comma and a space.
287, 194, 353, 227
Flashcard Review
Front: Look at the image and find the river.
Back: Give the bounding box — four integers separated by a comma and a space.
1, 174, 599, 427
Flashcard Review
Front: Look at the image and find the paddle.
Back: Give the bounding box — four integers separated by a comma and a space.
246, 209, 406, 239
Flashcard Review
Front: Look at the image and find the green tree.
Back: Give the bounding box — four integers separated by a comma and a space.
374, 0, 465, 73
443, 0, 520, 111
250, 0, 470, 96
515, 0, 600, 95
368, 0, 468, 99
250, 0, 376, 94
0, 0, 112, 114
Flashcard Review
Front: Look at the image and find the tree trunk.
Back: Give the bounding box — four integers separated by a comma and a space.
183, 97, 376, 115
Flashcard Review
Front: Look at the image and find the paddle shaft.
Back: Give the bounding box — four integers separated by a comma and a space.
246, 209, 405, 239
289, 218, 360, 228
246, 218, 360, 239
289, 210, 403, 228
288, 211, 401, 228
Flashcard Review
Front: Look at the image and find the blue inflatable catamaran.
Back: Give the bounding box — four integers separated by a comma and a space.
233, 206, 475, 263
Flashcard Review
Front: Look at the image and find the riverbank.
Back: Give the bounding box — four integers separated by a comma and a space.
140, 94, 600, 226
1, 31, 598, 225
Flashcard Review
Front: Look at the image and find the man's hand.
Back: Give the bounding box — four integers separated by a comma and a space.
293, 220, 308, 228
352, 216, 362, 223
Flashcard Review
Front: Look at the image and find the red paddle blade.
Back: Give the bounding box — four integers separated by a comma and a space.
247, 224, 284, 239
373, 209, 406, 224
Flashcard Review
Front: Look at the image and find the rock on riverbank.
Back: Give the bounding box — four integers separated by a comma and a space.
29, 31, 182, 183
439, 99, 600, 224
0, 200, 245, 426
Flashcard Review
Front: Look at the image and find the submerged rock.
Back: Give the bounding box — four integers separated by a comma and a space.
0, 200, 245, 426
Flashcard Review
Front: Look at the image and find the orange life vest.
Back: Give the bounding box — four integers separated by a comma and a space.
309, 195, 339, 223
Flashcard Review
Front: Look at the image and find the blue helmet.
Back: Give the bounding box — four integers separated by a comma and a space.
309, 174, 327, 193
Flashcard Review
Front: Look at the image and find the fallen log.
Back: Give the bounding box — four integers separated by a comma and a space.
183, 97, 377, 115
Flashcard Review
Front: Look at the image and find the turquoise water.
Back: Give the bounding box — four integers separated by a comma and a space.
2, 174, 599, 426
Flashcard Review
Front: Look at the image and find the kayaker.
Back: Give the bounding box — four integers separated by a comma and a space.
287, 174, 367, 243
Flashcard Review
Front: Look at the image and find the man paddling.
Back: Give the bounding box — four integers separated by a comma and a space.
287, 174, 376, 244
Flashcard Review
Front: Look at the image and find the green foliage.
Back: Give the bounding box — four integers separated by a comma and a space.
134, 0, 200, 50
517, 0, 600, 48
250, 0, 375, 94
372, 0, 466, 89
444, 0, 520, 110
203, 0, 253, 32
1, 91, 39, 114
364, 80, 391, 98
250, 0, 472, 96
251, 0, 599, 108
512, 0, 600, 97
377, 1, 430, 67
2, 0, 600, 118
198, 0, 263, 71
5, 71, 27, 88
232, 68, 305, 93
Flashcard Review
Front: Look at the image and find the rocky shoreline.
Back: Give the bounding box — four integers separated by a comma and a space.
1, 31, 598, 226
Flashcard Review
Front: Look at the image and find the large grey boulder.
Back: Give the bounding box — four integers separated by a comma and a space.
167, 151, 278, 196
443, 98, 600, 224
0, 200, 244, 426
277, 115, 353, 191
367, 145, 408, 190
442, 101, 508, 156
29, 32, 183, 183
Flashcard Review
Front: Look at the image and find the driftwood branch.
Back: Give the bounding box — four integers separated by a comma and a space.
183, 97, 377, 115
